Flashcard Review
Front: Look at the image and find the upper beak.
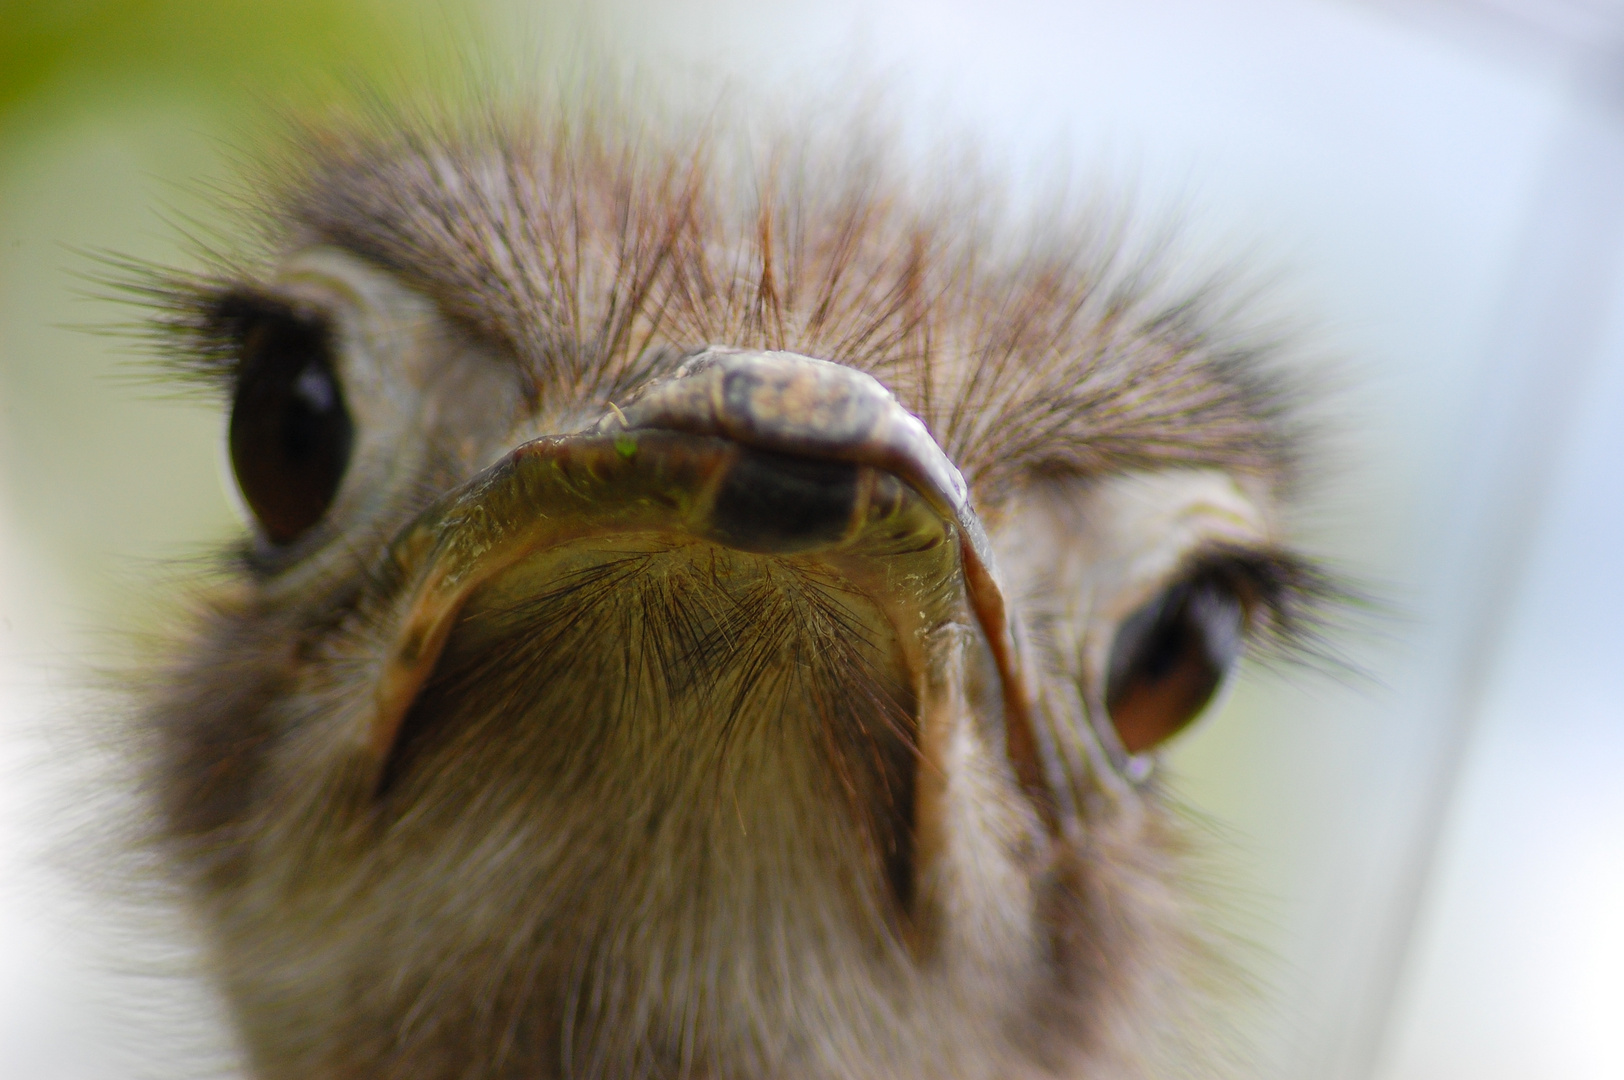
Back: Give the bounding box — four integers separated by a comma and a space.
365, 347, 1049, 827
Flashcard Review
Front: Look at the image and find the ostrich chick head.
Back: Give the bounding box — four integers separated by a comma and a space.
139, 103, 1331, 1080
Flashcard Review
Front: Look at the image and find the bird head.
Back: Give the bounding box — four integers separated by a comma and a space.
137, 104, 1334, 1080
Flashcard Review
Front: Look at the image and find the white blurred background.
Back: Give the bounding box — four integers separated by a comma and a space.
2, 1, 1621, 1077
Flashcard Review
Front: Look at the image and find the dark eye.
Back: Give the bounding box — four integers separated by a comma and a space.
227, 310, 354, 544
1105, 574, 1245, 754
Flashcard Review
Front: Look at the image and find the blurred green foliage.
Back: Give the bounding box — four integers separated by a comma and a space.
0, 0, 447, 126
0, 0, 474, 645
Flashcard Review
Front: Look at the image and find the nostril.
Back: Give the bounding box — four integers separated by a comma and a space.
708, 447, 859, 554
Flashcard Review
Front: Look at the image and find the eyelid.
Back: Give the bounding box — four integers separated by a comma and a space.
1167, 543, 1346, 663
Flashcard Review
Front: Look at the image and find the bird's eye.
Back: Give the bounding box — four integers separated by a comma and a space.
1105, 574, 1245, 754
227, 310, 354, 544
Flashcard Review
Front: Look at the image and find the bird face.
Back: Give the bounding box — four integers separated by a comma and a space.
139, 110, 1333, 1079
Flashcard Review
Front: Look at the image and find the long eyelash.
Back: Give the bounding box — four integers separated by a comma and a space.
1183, 544, 1365, 672
87, 252, 274, 396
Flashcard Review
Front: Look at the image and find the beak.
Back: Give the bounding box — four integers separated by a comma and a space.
366, 347, 1050, 830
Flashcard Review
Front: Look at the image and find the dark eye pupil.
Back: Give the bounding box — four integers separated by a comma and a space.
1105, 576, 1244, 754
228, 313, 353, 544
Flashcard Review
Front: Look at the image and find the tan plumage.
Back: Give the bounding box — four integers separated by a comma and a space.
133, 94, 1337, 1079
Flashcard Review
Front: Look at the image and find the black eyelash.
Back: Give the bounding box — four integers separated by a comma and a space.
1176, 543, 1362, 671
89, 252, 289, 397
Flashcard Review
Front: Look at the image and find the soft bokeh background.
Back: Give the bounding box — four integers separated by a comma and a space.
2, 1, 1620, 1077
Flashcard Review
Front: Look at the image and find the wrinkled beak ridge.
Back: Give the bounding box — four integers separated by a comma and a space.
367, 347, 1045, 830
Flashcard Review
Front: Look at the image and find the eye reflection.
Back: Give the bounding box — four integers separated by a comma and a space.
1105, 574, 1245, 754
227, 311, 353, 544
